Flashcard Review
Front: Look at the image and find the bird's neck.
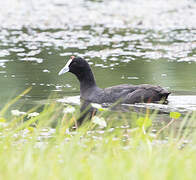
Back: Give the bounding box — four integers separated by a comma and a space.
75, 70, 97, 93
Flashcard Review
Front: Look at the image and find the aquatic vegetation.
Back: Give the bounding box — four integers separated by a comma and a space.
0, 91, 195, 180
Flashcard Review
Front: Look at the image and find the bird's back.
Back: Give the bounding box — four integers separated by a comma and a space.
83, 84, 170, 104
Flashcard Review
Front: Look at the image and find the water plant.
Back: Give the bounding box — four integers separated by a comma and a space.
0, 90, 195, 180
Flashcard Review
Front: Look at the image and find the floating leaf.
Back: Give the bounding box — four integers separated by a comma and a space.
170, 112, 181, 119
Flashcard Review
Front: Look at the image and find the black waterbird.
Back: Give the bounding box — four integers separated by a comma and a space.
58, 56, 170, 105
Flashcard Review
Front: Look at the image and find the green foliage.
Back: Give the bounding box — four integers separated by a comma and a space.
0, 87, 32, 117
170, 112, 181, 119
0, 91, 195, 180
0, 117, 6, 122
136, 116, 152, 129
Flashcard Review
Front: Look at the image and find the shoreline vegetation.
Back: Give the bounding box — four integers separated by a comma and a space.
0, 89, 195, 180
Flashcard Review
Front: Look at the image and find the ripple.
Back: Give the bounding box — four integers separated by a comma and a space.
0, 50, 10, 57
20, 57, 43, 63
0, 0, 195, 30
57, 96, 80, 105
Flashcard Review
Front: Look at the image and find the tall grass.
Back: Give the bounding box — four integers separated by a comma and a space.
0, 90, 196, 180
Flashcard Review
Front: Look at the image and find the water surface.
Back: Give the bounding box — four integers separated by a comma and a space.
0, 0, 196, 114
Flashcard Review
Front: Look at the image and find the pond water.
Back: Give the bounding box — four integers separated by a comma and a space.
0, 0, 196, 115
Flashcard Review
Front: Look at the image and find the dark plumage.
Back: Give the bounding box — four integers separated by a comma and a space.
59, 56, 170, 104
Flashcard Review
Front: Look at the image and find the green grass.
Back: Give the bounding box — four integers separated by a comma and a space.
0, 90, 196, 180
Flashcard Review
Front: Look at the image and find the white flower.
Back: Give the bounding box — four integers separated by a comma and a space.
63, 106, 75, 114
92, 116, 107, 128
11, 109, 26, 116
28, 112, 39, 118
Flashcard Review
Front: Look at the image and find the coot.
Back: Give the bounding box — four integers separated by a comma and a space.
59, 56, 170, 104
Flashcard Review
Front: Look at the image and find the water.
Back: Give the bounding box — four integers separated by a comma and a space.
0, 0, 196, 114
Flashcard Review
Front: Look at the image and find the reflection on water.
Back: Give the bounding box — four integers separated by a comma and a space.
0, 0, 196, 115
58, 94, 196, 113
